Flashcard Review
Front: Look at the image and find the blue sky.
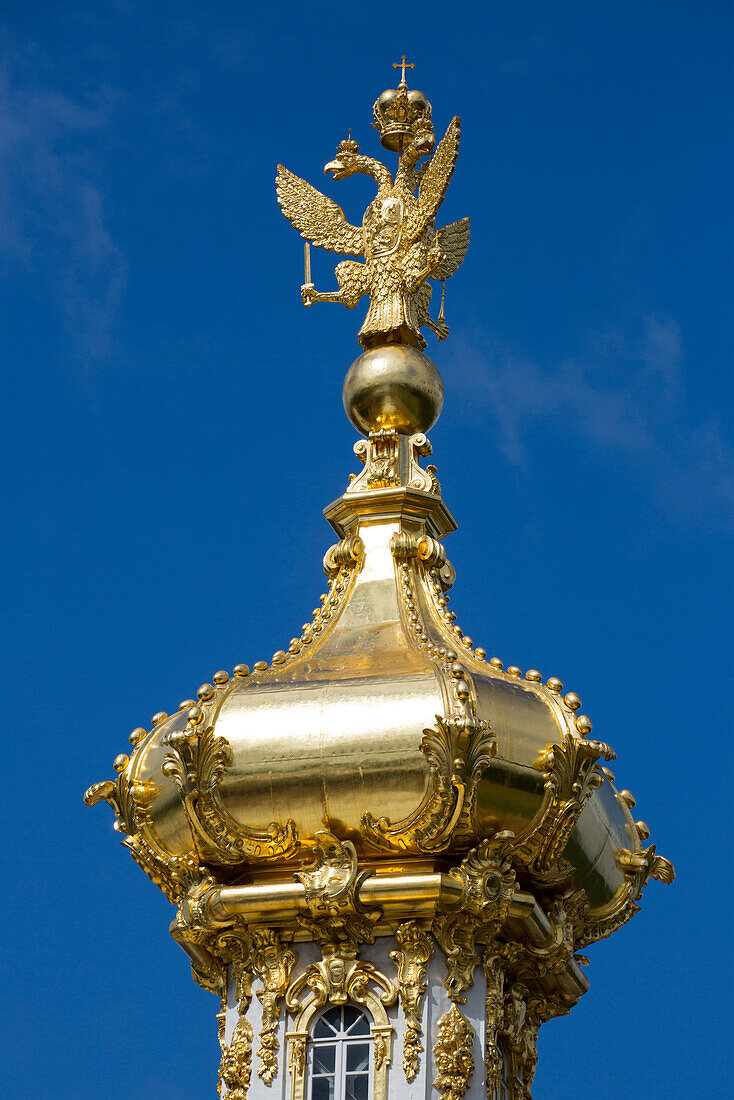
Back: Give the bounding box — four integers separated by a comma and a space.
2, 1, 732, 1095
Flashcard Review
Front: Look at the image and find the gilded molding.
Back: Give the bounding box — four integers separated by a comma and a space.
512, 731, 616, 885
433, 1004, 475, 1100
389, 920, 433, 1081
251, 929, 298, 1086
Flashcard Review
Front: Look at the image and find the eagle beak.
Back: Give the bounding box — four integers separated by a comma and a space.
324, 159, 342, 176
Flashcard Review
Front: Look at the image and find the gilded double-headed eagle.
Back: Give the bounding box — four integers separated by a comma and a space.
276, 117, 469, 349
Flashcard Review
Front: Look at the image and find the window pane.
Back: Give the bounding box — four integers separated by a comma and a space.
345, 1073, 369, 1100
312, 1076, 335, 1100
314, 1008, 341, 1037
346, 1044, 370, 1072
344, 1009, 370, 1036
312, 1045, 336, 1075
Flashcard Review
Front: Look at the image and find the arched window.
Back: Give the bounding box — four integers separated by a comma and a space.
309, 1006, 372, 1100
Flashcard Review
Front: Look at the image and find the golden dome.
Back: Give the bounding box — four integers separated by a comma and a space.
86, 367, 669, 945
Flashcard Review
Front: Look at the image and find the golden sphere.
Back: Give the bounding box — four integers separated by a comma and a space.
564, 692, 582, 711
343, 344, 444, 436
575, 714, 593, 735
113, 753, 129, 773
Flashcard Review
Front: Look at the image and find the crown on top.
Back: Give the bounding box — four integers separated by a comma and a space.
372, 57, 432, 152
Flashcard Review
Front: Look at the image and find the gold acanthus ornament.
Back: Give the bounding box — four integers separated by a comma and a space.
83, 772, 202, 904
276, 65, 468, 350
251, 929, 298, 1086
389, 921, 434, 1082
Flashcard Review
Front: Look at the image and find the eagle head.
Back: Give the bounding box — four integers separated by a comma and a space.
324, 138, 362, 181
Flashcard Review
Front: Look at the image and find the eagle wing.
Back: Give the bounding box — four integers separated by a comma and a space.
276, 165, 364, 255
405, 117, 462, 243
432, 217, 470, 280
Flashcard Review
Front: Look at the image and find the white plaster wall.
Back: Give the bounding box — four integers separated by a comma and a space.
223, 934, 488, 1100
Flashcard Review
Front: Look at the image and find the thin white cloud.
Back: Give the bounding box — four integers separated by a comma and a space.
0, 43, 126, 361
449, 315, 734, 525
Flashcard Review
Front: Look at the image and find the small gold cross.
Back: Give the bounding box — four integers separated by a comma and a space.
392, 55, 415, 84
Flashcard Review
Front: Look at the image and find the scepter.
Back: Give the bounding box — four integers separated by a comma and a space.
302, 243, 315, 306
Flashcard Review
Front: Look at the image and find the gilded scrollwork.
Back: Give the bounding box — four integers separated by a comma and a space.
512, 892, 585, 984
162, 708, 299, 865
296, 831, 372, 919
348, 430, 438, 495
433, 832, 516, 1003
617, 844, 675, 887
362, 663, 495, 853
483, 953, 505, 1096
85, 772, 203, 904
433, 1004, 475, 1100
389, 920, 433, 1081
285, 943, 396, 1015
512, 731, 616, 885
251, 929, 298, 1086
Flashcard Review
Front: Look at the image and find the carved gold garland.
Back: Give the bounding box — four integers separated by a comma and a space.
433, 1004, 475, 1100
219, 961, 255, 1099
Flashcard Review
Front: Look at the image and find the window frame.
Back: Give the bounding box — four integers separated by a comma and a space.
308, 1005, 373, 1100
286, 987, 393, 1100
